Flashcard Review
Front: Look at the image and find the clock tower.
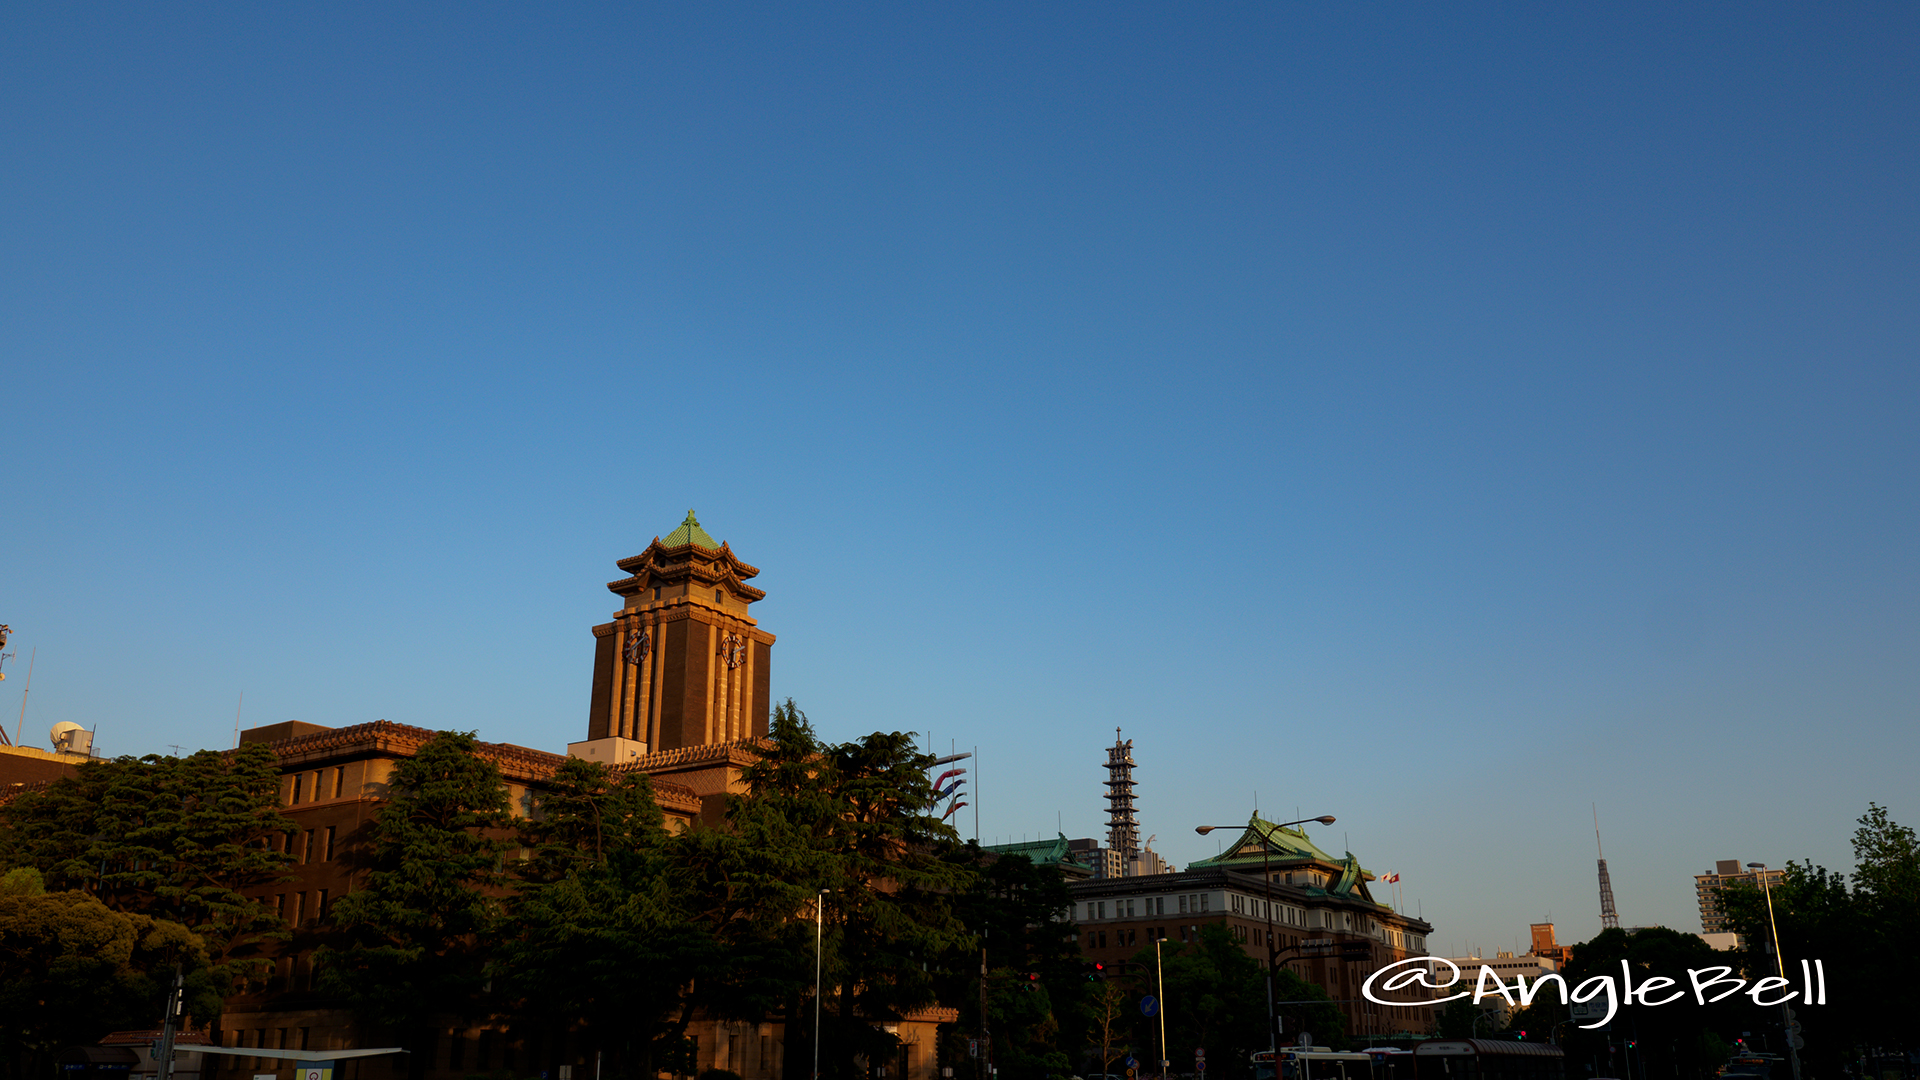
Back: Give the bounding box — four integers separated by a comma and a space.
579, 511, 775, 756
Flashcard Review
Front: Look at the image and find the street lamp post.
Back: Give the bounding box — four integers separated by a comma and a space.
1153, 936, 1169, 1080
815, 889, 828, 1080
1195, 814, 1336, 1053
1747, 863, 1803, 1080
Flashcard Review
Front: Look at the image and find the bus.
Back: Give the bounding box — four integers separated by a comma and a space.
1361, 1048, 1416, 1080
1411, 1040, 1565, 1080
1251, 1049, 1377, 1080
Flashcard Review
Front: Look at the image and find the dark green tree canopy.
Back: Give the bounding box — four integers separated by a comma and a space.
318, 730, 511, 1042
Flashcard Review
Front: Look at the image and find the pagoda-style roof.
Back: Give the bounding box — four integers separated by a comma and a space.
658, 509, 721, 551
1186, 813, 1378, 902
609, 510, 766, 603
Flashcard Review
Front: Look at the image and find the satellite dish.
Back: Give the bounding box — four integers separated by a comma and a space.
50, 722, 92, 755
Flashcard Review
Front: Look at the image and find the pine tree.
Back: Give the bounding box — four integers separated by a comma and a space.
317, 730, 510, 1066
499, 757, 707, 1077
0, 746, 295, 994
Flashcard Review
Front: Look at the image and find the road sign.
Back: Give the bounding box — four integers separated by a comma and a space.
1140, 996, 1159, 1017
1126, 1057, 1139, 1069
1297, 1033, 1313, 1049
1194, 1049, 1205, 1060
1788, 1036, 1805, 1050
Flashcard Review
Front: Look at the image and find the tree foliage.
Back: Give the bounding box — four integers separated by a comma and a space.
1717, 802, 1920, 1070
317, 730, 511, 1046
498, 757, 708, 1077
0, 746, 293, 992
0, 879, 209, 1078
720, 701, 977, 1080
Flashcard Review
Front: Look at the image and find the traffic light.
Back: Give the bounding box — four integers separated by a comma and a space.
1515, 1032, 1526, 1041
1085, 962, 1107, 981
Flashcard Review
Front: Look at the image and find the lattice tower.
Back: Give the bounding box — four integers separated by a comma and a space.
1595, 807, 1620, 930
1104, 729, 1138, 867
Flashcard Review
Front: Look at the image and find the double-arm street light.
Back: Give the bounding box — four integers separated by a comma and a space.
1747, 863, 1804, 1080
1195, 815, 1337, 1053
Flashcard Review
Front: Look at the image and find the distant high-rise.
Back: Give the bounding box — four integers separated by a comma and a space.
1104, 729, 1139, 866
1696, 859, 1783, 935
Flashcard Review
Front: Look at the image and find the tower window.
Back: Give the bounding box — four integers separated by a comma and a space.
653, 587, 661, 600
715, 590, 723, 603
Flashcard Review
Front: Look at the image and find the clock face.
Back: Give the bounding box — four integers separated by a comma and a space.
624, 627, 650, 666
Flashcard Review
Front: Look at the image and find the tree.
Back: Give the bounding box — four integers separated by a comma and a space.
1717, 803, 1920, 1069
1556, 927, 1751, 1079
0, 747, 295, 995
717, 701, 978, 1080
0, 877, 210, 1080
317, 731, 510, 1073
949, 851, 1082, 1080
498, 757, 710, 1078
1132, 925, 1343, 1076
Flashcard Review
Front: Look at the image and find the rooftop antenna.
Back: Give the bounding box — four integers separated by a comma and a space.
0, 624, 13, 746
13, 646, 34, 747
1595, 803, 1620, 930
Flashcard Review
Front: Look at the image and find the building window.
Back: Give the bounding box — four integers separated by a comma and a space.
1178, 896, 1187, 914
292, 892, 306, 926
1200, 894, 1209, 912
333, 767, 346, 798
316, 889, 329, 922
448, 1035, 465, 1071
302, 830, 315, 863
324, 826, 337, 861
715, 590, 723, 603
654, 587, 661, 600
290, 774, 303, 805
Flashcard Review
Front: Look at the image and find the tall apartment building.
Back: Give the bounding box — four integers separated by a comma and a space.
1695, 859, 1784, 934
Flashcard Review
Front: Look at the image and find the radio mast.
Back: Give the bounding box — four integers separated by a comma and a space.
1595, 804, 1620, 930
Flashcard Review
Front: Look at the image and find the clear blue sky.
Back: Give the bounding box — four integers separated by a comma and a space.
4, 4, 1915, 956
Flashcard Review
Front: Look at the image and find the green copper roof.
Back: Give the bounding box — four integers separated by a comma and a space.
660, 509, 720, 550
1187, 814, 1376, 901
985, 833, 1075, 866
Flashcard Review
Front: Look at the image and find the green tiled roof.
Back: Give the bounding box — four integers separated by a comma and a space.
985, 833, 1074, 866
660, 509, 720, 550
1187, 814, 1374, 900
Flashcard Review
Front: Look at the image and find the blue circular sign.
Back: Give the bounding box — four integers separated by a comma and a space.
1139, 995, 1159, 1017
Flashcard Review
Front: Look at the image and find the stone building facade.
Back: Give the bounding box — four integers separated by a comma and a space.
1069, 816, 1438, 1042
211, 513, 950, 1080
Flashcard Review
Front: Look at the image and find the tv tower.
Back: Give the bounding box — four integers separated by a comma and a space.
1104, 729, 1139, 871
1595, 804, 1620, 930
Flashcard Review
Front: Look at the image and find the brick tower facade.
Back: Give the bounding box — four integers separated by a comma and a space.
584, 511, 775, 753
